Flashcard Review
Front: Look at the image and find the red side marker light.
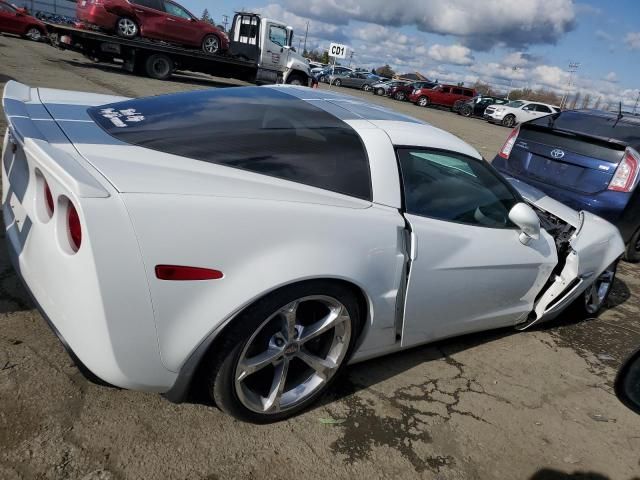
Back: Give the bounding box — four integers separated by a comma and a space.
155, 265, 224, 281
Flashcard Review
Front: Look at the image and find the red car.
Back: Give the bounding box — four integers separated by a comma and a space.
0, 1, 46, 41
409, 84, 477, 109
76, 0, 229, 54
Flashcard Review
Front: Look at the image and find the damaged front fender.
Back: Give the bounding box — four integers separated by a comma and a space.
518, 211, 624, 329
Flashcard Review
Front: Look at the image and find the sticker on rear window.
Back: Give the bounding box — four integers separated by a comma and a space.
99, 107, 145, 128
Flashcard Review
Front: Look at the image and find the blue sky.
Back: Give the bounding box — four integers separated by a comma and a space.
182, 0, 639, 109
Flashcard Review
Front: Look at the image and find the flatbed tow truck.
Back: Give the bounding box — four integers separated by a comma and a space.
43, 12, 312, 85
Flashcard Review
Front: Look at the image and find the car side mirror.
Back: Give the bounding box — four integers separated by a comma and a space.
509, 203, 540, 245
615, 349, 640, 415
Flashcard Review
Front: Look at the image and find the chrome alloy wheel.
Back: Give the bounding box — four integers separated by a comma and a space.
234, 295, 351, 414
26, 27, 42, 41
203, 36, 219, 53
117, 18, 137, 37
584, 263, 616, 314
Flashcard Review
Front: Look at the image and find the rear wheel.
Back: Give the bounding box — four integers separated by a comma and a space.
144, 53, 173, 80
116, 17, 138, 38
502, 114, 516, 128
208, 281, 361, 423
375, 87, 384, 95
417, 96, 429, 107
624, 228, 640, 263
394, 91, 406, 101
362, 84, 372, 92
201, 34, 220, 54
461, 105, 473, 117
333, 79, 342, 86
25, 26, 43, 41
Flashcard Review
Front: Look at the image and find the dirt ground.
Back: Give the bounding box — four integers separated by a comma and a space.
1, 35, 640, 480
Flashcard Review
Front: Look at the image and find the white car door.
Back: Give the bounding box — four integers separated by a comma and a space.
519, 103, 542, 122
397, 148, 558, 348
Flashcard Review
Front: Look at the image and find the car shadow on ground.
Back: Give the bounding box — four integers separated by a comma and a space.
530, 468, 640, 480
52, 58, 242, 89
0, 74, 16, 84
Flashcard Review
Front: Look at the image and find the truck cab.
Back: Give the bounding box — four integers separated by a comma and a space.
229, 12, 310, 85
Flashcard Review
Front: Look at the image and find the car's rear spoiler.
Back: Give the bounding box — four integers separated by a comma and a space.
3, 81, 109, 198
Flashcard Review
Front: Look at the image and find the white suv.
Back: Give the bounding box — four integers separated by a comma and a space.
484, 100, 560, 127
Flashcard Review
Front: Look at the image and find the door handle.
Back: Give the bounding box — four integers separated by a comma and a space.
167, 17, 176, 21
134, 9, 143, 12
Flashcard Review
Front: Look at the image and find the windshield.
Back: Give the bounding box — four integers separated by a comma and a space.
506, 101, 525, 108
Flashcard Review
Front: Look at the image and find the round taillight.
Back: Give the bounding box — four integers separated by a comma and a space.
67, 202, 82, 251
44, 181, 54, 217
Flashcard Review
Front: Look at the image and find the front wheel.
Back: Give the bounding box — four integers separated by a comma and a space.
116, 17, 138, 38
208, 281, 361, 423
286, 73, 305, 85
573, 261, 618, 317
502, 114, 516, 128
394, 91, 406, 101
417, 96, 429, 107
362, 84, 372, 92
461, 105, 473, 117
333, 79, 342, 86
375, 87, 384, 95
201, 34, 220, 54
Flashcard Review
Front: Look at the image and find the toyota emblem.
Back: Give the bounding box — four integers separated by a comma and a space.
550, 149, 565, 159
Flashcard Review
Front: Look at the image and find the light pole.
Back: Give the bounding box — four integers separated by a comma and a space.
633, 92, 640, 115
303, 21, 309, 54
507, 66, 519, 100
560, 61, 580, 110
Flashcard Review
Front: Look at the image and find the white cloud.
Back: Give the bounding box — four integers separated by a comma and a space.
282, 0, 576, 49
595, 30, 612, 42
625, 32, 640, 50
604, 72, 617, 82
427, 44, 474, 65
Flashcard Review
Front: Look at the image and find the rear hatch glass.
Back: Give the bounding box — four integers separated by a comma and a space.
509, 111, 640, 194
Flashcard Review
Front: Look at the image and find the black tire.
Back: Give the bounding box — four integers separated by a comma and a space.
461, 105, 473, 117
362, 84, 372, 92
568, 261, 618, 318
318, 75, 326, 83
417, 96, 429, 107
286, 73, 306, 85
201, 34, 220, 54
502, 114, 516, 128
333, 79, 342, 86
394, 91, 406, 101
624, 228, 640, 263
144, 54, 173, 80
208, 280, 362, 423
375, 87, 384, 96
115, 17, 138, 39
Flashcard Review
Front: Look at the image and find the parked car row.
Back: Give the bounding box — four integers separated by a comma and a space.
0, 0, 47, 41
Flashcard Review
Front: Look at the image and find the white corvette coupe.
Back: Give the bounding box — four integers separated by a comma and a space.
2, 81, 623, 422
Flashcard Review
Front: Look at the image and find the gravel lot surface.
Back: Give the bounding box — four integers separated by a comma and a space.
2, 35, 640, 480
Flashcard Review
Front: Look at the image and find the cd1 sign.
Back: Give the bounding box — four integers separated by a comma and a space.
329, 43, 348, 59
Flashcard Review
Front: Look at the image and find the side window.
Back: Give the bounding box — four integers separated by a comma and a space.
396, 148, 519, 228
268, 25, 287, 47
133, 0, 161, 10
0, 3, 15, 12
522, 104, 535, 111
452, 88, 463, 95
441, 87, 451, 94
464, 90, 474, 97
536, 105, 552, 113
163, 1, 191, 18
